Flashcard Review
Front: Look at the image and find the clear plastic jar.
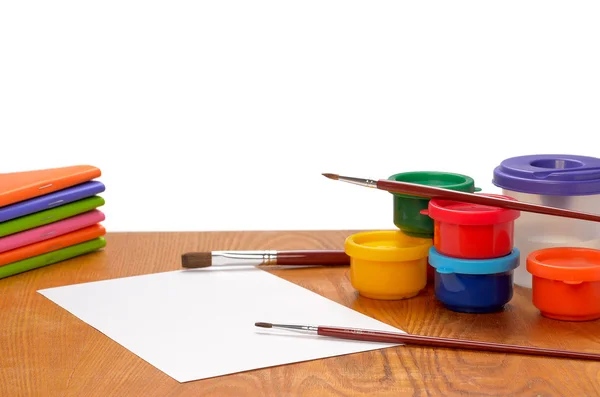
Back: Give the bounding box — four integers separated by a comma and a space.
493, 154, 600, 288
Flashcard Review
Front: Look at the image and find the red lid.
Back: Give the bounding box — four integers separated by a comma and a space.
526, 247, 600, 283
422, 194, 520, 225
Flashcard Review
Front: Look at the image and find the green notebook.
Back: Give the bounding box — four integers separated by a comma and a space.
0, 237, 106, 279
0, 195, 105, 237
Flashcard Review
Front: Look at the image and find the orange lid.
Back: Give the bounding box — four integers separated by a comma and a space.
526, 247, 600, 283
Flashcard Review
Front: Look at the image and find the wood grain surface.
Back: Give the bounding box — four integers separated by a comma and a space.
1, 231, 600, 397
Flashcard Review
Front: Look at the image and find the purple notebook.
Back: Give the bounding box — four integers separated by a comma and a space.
0, 181, 105, 222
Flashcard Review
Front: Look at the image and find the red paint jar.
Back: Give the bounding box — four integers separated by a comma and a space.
421, 194, 520, 259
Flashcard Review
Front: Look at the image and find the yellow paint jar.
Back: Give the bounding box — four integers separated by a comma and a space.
344, 230, 433, 300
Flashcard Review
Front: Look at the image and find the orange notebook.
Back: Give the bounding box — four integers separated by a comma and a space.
0, 165, 101, 208
0, 224, 106, 266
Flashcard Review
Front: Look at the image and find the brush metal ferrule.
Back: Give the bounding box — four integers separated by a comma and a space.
270, 324, 318, 334
211, 250, 278, 266
337, 175, 378, 188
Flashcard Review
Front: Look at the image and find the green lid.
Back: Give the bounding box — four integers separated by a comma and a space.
388, 171, 478, 198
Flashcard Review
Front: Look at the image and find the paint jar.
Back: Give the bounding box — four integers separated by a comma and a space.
388, 171, 479, 238
493, 154, 600, 288
344, 230, 432, 300
527, 247, 600, 321
428, 247, 520, 313
421, 194, 520, 259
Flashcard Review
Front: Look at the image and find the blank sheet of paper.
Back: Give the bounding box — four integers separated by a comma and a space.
38, 268, 403, 382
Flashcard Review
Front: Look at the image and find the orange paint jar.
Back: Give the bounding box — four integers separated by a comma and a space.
526, 247, 600, 321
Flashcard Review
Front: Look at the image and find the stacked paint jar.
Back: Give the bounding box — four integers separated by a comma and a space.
387, 171, 480, 282
422, 194, 521, 313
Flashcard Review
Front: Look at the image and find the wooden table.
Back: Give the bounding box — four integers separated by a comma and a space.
2, 231, 600, 396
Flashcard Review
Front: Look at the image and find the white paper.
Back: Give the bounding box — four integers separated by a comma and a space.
38, 268, 403, 382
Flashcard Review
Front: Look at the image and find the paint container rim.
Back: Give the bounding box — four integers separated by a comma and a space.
344, 230, 432, 262
526, 247, 600, 283
388, 171, 479, 198
428, 247, 520, 275
493, 154, 600, 196
422, 193, 521, 225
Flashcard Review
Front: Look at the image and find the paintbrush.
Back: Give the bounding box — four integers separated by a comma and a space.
255, 322, 600, 361
182, 250, 350, 268
322, 173, 600, 223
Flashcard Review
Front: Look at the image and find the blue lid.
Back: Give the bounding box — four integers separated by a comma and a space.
428, 247, 520, 275
492, 154, 600, 196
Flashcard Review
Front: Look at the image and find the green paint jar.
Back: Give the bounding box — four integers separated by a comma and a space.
388, 171, 480, 238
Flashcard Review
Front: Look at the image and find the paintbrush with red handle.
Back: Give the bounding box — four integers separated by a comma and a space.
255, 322, 600, 361
322, 173, 600, 223
182, 250, 349, 269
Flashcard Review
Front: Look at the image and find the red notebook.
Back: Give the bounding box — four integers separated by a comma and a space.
0, 165, 101, 207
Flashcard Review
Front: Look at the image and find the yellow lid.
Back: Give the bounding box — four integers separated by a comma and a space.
344, 230, 432, 262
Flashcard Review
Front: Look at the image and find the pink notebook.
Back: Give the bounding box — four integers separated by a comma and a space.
0, 209, 105, 253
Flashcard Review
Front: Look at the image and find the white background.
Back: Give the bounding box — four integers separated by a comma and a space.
1, 1, 598, 232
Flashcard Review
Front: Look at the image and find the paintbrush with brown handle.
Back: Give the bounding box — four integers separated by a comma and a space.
256, 322, 600, 361
182, 250, 349, 268
322, 173, 600, 223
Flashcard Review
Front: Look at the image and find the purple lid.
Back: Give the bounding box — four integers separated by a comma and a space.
492, 154, 600, 196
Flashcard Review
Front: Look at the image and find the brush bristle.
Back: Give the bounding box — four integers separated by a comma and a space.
255, 322, 272, 328
181, 252, 212, 268
322, 173, 339, 180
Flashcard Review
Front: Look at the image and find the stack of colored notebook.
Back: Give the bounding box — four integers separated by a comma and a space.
0, 165, 107, 279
